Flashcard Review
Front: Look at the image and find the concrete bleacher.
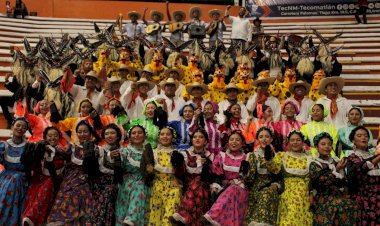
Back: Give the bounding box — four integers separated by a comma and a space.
0, 13, 379, 140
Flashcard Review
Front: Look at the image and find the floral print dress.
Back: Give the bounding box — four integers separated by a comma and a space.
172, 148, 214, 225
267, 151, 313, 226
148, 145, 182, 225
115, 144, 150, 226
0, 139, 27, 226
245, 147, 282, 226
87, 144, 119, 226
47, 145, 93, 225
204, 150, 250, 226
347, 149, 380, 226
309, 156, 360, 225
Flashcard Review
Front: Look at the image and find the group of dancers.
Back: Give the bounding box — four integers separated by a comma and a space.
0, 3, 379, 226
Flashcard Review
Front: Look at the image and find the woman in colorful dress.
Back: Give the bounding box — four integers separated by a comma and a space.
141, 126, 183, 225
309, 132, 360, 226
273, 99, 304, 150
87, 124, 122, 225
129, 100, 163, 149
265, 130, 313, 226
56, 98, 94, 145
346, 126, 380, 225
203, 130, 250, 226
171, 128, 214, 225
245, 126, 282, 226
22, 126, 68, 225
189, 101, 222, 155
244, 104, 274, 147
338, 106, 374, 158
219, 103, 246, 147
0, 117, 30, 225
115, 125, 150, 226
47, 120, 97, 225
300, 103, 338, 157
168, 104, 195, 151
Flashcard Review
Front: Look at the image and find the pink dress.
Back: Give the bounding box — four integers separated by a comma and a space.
204, 150, 249, 226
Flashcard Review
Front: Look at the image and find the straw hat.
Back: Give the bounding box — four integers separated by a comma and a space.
85, 70, 99, 81
107, 76, 121, 83
139, 65, 154, 76
289, 80, 311, 94
252, 71, 275, 86
118, 64, 134, 73
318, 77, 345, 95
186, 82, 208, 95
150, 10, 164, 21
127, 11, 141, 20
173, 11, 186, 22
165, 67, 184, 81
222, 83, 243, 94
160, 77, 179, 89
189, 6, 202, 18
135, 77, 155, 91
208, 9, 222, 18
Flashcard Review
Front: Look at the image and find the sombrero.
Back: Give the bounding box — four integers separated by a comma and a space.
173, 11, 186, 22
189, 6, 202, 19
135, 77, 155, 91
222, 83, 243, 94
252, 71, 275, 86
165, 67, 184, 81
208, 9, 222, 18
318, 77, 345, 95
289, 80, 311, 94
127, 11, 141, 20
160, 77, 179, 89
186, 81, 208, 95
150, 10, 164, 21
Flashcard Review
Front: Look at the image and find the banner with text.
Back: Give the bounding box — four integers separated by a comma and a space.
243, 0, 380, 17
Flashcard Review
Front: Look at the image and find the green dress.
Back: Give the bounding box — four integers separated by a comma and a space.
309, 157, 360, 225
115, 144, 150, 226
245, 148, 282, 226
128, 118, 159, 149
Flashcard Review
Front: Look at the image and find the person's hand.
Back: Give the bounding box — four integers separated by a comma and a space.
226, 5, 232, 10
89, 109, 98, 119
211, 187, 218, 195
166, 1, 169, 5
110, 150, 120, 159
144, 7, 148, 12
155, 98, 165, 105
36, 74, 44, 82
269, 184, 278, 192
336, 158, 347, 171
5, 72, 12, 82
247, 116, 253, 125
194, 108, 202, 119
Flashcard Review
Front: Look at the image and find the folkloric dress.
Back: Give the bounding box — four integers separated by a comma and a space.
115, 144, 150, 226
204, 150, 250, 226
267, 151, 313, 226
129, 118, 159, 149
0, 139, 28, 225
172, 148, 214, 225
245, 147, 282, 226
148, 145, 183, 225
87, 144, 119, 226
347, 149, 380, 225
189, 118, 222, 155
47, 145, 93, 225
309, 156, 360, 226
22, 144, 67, 225
168, 119, 192, 151
273, 119, 304, 150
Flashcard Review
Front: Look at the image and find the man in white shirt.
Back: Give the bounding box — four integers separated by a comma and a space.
288, 80, 314, 123
155, 78, 186, 121
218, 83, 249, 124
225, 5, 252, 51
122, 11, 145, 39
121, 77, 155, 120
68, 70, 101, 116
246, 72, 281, 121
316, 77, 352, 130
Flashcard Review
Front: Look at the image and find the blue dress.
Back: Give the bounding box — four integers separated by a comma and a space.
168, 120, 191, 151
0, 139, 27, 226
